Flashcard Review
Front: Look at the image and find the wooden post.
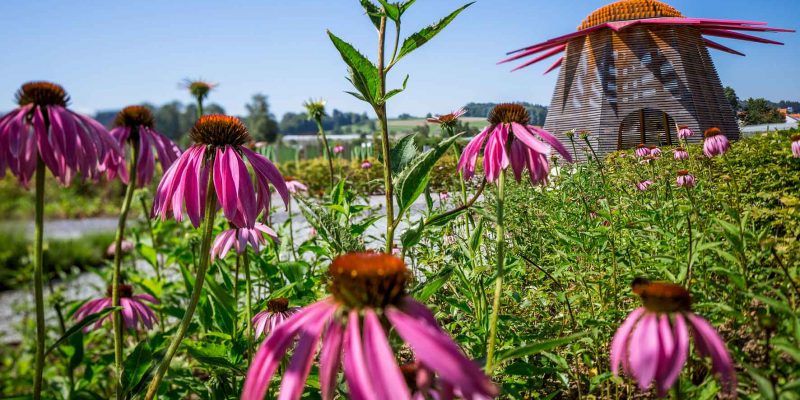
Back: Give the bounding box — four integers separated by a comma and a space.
639, 109, 646, 144
663, 112, 672, 145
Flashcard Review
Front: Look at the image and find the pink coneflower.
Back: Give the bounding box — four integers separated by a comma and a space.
673, 147, 689, 161
110, 106, 181, 186
211, 223, 278, 260
153, 115, 288, 229
242, 252, 497, 400
74, 284, 158, 332
252, 298, 301, 339
611, 279, 736, 396
791, 134, 800, 158
0, 82, 124, 187
333, 144, 345, 154
636, 180, 654, 192
361, 160, 373, 169
458, 103, 571, 184
439, 191, 450, 202
648, 146, 662, 157
635, 144, 650, 158
427, 108, 466, 128
676, 170, 696, 188
106, 239, 134, 258
703, 128, 730, 158
285, 177, 308, 194
677, 125, 694, 140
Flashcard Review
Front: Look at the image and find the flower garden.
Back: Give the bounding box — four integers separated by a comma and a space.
1, 1, 799, 399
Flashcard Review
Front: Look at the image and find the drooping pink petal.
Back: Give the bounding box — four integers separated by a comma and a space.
343, 310, 376, 400
457, 126, 491, 179
320, 320, 345, 400
658, 313, 689, 396
529, 126, 572, 162
242, 300, 336, 400
628, 313, 660, 390
511, 123, 549, 155
686, 313, 737, 394
241, 146, 289, 210
386, 306, 497, 398
277, 305, 332, 400
509, 140, 527, 182
610, 307, 646, 375
363, 309, 411, 400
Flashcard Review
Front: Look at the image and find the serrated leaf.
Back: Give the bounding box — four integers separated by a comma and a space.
395, 2, 473, 62
496, 332, 587, 364
395, 133, 463, 216
383, 74, 409, 103
399, 0, 416, 14
185, 341, 242, 373
328, 31, 381, 104
359, 0, 383, 29
400, 218, 425, 248
121, 340, 154, 397
413, 266, 454, 301
390, 133, 418, 174
376, 0, 401, 21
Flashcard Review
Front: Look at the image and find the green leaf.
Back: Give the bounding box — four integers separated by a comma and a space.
376, 0, 401, 21
745, 365, 776, 400
121, 340, 154, 397
399, 0, 416, 14
413, 266, 454, 301
395, 2, 474, 62
45, 307, 119, 356
185, 341, 242, 373
390, 133, 418, 175
395, 133, 464, 216
383, 74, 409, 103
359, 0, 383, 29
496, 332, 587, 364
400, 218, 425, 248
327, 31, 381, 105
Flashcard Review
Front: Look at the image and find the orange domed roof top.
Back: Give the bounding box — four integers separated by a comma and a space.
579, 0, 683, 30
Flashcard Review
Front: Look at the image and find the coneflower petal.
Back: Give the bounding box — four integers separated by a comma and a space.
511, 123, 549, 155
629, 313, 659, 390
363, 309, 410, 400
530, 126, 573, 162
343, 310, 375, 400
457, 126, 491, 179
610, 307, 646, 376
320, 320, 345, 400
659, 313, 689, 394
243, 300, 335, 400
242, 147, 289, 209
686, 314, 736, 394
277, 309, 330, 400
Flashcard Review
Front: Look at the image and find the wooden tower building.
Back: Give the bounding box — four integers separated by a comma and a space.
501, 0, 792, 158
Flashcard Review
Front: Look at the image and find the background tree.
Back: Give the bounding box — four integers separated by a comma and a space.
245, 93, 280, 143
724, 86, 741, 112
742, 97, 785, 125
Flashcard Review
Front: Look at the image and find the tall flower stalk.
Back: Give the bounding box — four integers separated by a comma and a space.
0, 82, 123, 399
107, 105, 180, 399
144, 115, 287, 398
304, 99, 335, 187
327, 0, 473, 253
182, 79, 217, 120
457, 103, 571, 372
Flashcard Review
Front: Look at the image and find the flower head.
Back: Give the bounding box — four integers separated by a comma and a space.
360, 160, 373, 169
252, 298, 301, 339
439, 191, 450, 202
285, 178, 308, 194
182, 79, 217, 102
153, 115, 289, 229
673, 147, 688, 161
635, 144, 650, 158
73, 284, 159, 332
106, 239, 134, 258
677, 125, 694, 140
243, 252, 497, 400
458, 103, 571, 185
791, 134, 800, 158
636, 180, 654, 192
648, 146, 662, 157
333, 144, 345, 154
0, 81, 124, 187
303, 99, 327, 122
110, 106, 182, 187
703, 128, 730, 158
427, 108, 466, 128
676, 169, 696, 188
611, 279, 736, 396
211, 222, 278, 260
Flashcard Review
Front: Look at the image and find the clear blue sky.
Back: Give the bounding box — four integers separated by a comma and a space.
0, 0, 796, 117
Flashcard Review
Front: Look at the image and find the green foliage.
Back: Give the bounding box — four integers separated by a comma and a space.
394, 2, 474, 62
743, 97, 786, 125
327, 30, 382, 105
244, 93, 279, 143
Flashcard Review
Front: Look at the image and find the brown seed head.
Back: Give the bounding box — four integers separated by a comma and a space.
677, 169, 690, 176
267, 298, 290, 313
114, 105, 154, 129
189, 115, 251, 146
704, 127, 723, 138
791, 134, 800, 142
106, 284, 133, 298
328, 252, 408, 309
183, 79, 217, 100
632, 278, 691, 312
488, 103, 530, 125
16, 81, 69, 107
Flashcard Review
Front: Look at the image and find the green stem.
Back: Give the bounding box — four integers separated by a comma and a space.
288, 202, 297, 261
315, 119, 335, 188
32, 156, 46, 400
485, 172, 506, 374
243, 250, 253, 358
233, 255, 240, 340
144, 171, 217, 400
376, 16, 395, 254
112, 132, 140, 400
140, 197, 166, 333
196, 98, 204, 121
